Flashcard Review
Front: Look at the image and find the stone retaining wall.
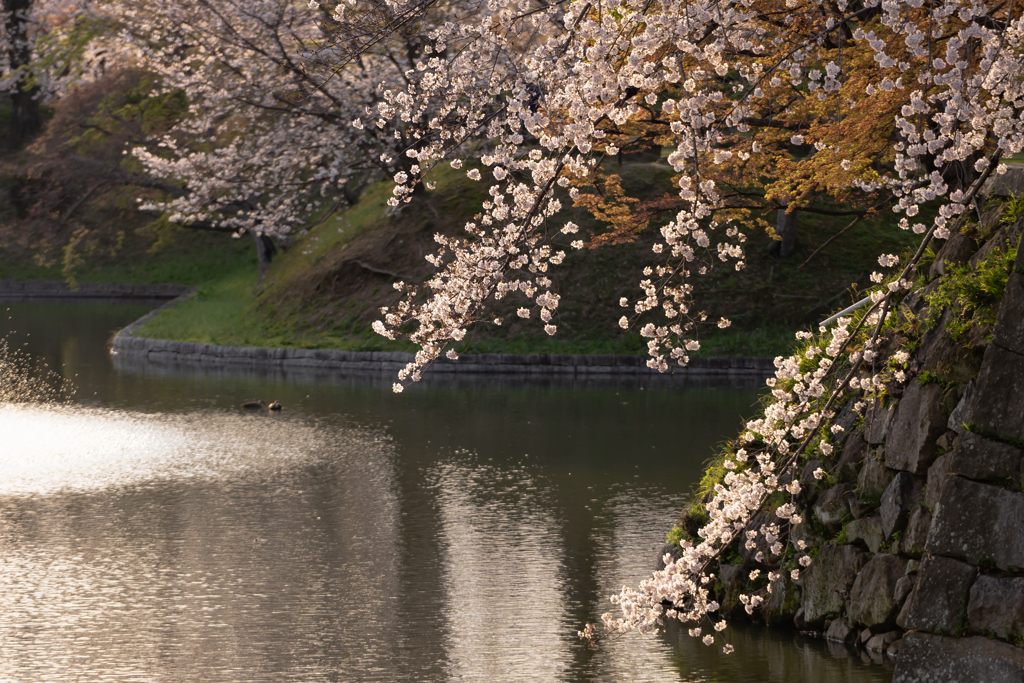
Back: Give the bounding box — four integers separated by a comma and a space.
699, 206, 1024, 679
890, 241, 1024, 682
0, 279, 192, 299
110, 293, 775, 378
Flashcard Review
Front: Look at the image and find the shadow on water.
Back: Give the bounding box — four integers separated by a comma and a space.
0, 299, 893, 682
663, 620, 895, 682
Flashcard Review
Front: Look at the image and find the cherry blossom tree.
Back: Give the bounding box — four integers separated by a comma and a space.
309, 0, 1024, 648
118, 0, 462, 244
6, 0, 1019, 652
10, 0, 1008, 650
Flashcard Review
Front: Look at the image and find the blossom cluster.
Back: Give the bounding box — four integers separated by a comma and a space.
359, 0, 1020, 393
599, 267, 930, 648
323, 0, 1021, 649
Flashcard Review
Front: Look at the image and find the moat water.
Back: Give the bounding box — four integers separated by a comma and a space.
0, 300, 893, 682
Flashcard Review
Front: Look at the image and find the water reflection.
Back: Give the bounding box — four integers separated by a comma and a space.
588, 491, 696, 683
432, 460, 570, 681
0, 300, 893, 682
0, 405, 344, 495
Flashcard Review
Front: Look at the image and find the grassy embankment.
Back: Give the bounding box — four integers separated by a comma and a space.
0, 69, 923, 358
135, 160, 922, 358
137, 165, 659, 354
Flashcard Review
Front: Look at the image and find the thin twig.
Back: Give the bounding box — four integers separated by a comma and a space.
796, 214, 864, 270
62, 179, 108, 222
345, 259, 410, 280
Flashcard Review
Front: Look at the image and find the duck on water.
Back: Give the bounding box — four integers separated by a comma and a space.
241, 400, 282, 411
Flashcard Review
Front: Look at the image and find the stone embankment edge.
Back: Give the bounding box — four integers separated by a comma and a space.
0, 279, 193, 299
109, 291, 775, 377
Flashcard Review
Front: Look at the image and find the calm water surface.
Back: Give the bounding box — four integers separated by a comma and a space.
0, 301, 893, 682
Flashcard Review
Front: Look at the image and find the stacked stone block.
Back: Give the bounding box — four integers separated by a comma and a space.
892, 245, 1024, 682
705, 210, 1024, 678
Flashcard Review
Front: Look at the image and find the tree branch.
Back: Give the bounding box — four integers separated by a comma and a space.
70, 156, 188, 198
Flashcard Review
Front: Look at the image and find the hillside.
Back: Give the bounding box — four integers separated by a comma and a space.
1, 70, 924, 358
132, 161, 922, 359
0, 71, 253, 289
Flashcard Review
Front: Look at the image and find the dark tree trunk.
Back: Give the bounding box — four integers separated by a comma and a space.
770, 207, 798, 258
9, 86, 41, 149
5, 0, 42, 150
342, 180, 363, 205
251, 229, 277, 282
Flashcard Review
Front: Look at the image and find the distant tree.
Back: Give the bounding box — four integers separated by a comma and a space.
1, 0, 110, 148
118, 0, 464, 245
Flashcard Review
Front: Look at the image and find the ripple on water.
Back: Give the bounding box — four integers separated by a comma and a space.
0, 405, 893, 683
1, 403, 405, 682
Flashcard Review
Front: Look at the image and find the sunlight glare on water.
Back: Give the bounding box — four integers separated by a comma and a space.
0, 404, 340, 496
0, 335, 73, 405
0, 403, 404, 683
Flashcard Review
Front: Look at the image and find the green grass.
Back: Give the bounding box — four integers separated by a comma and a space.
139, 268, 413, 350
693, 324, 799, 358
139, 270, 259, 344
132, 166, 913, 357
89, 153, 924, 360
0, 225, 254, 286
135, 166, 661, 354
